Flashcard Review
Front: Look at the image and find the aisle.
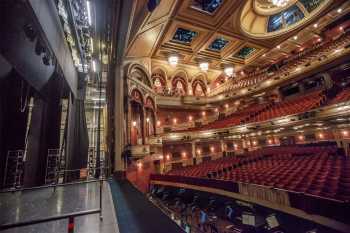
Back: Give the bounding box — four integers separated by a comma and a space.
109, 179, 184, 233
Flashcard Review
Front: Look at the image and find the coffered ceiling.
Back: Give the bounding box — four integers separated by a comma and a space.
125, 0, 348, 79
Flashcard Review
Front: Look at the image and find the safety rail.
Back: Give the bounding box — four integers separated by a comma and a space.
0, 209, 100, 232
0, 169, 109, 232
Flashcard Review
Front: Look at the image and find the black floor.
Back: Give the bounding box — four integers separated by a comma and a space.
109, 179, 184, 233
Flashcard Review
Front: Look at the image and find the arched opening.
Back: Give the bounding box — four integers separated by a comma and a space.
192, 79, 207, 96
152, 72, 167, 95
130, 89, 144, 145
172, 76, 187, 96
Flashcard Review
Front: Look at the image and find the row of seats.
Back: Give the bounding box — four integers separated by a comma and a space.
214, 32, 350, 95
330, 87, 350, 104
181, 90, 324, 132
167, 145, 350, 201
244, 90, 325, 123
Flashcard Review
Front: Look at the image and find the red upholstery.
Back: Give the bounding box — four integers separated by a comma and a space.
167, 145, 350, 201
330, 88, 350, 104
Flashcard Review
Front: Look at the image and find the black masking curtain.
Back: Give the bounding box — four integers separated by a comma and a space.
65, 74, 89, 181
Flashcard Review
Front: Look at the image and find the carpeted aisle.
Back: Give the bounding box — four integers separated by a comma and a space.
109, 179, 184, 233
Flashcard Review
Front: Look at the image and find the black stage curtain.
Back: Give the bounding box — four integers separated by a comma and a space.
23, 73, 64, 187
0, 71, 29, 188
65, 74, 89, 181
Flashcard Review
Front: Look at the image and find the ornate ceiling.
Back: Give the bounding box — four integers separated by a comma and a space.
125, 0, 348, 82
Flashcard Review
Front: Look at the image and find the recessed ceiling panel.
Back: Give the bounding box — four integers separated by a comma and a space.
171, 28, 198, 45
208, 37, 229, 51
191, 0, 223, 14
233, 47, 257, 59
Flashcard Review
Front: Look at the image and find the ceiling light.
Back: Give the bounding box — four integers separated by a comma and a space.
276, 45, 281, 49
168, 55, 178, 66
293, 35, 298, 40
313, 23, 318, 28
86, 1, 92, 26
199, 62, 209, 71
337, 8, 342, 13
270, 0, 290, 7
262, 54, 266, 57
339, 26, 344, 31
224, 66, 234, 76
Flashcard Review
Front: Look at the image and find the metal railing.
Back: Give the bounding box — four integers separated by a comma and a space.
0, 167, 109, 232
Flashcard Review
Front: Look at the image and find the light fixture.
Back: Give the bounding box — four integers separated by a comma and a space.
313, 23, 318, 28
86, 1, 92, 26
173, 118, 177, 124
90, 38, 94, 53
262, 54, 266, 57
157, 120, 161, 126
214, 108, 218, 112
342, 130, 349, 137
166, 154, 171, 160
92, 60, 97, 72
146, 117, 150, 122
132, 121, 137, 127
202, 111, 206, 116
276, 45, 281, 49
197, 149, 201, 155
199, 62, 209, 72
224, 66, 234, 76
270, 0, 290, 7
210, 146, 215, 152
188, 115, 193, 121
337, 8, 342, 13
182, 152, 187, 158
225, 104, 229, 108
293, 35, 298, 40
339, 26, 344, 31
168, 55, 178, 66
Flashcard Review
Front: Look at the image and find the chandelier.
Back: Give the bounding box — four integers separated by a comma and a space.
270, 0, 290, 7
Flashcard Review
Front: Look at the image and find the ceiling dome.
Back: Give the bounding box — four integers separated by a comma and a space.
240, 0, 331, 38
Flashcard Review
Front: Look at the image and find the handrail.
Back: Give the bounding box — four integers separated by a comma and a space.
0, 178, 105, 194
0, 166, 109, 193
0, 209, 100, 231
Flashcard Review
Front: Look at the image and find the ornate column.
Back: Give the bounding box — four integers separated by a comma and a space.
140, 106, 145, 145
